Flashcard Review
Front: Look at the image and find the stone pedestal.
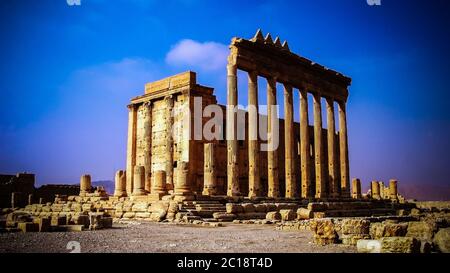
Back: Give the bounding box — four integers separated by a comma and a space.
202, 143, 218, 196
174, 161, 194, 201
132, 166, 146, 196
352, 178, 362, 199
80, 174, 92, 196
114, 170, 127, 197
150, 170, 167, 199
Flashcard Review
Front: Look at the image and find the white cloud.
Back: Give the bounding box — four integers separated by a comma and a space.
165, 39, 228, 72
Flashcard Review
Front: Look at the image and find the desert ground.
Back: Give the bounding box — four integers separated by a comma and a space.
0, 221, 355, 253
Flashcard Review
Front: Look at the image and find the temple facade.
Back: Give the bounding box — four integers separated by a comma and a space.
122, 30, 354, 201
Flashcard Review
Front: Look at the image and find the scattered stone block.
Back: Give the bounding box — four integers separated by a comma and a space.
380, 237, 420, 253
279, 209, 296, 221
266, 211, 281, 221
213, 212, 237, 222
310, 219, 337, 245
406, 221, 436, 240
357, 239, 381, 253
297, 208, 313, 220
433, 228, 450, 253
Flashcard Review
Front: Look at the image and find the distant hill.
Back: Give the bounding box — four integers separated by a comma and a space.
91, 180, 114, 194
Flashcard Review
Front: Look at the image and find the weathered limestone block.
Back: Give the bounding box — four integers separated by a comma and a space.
380, 237, 420, 253
60, 225, 84, 232
297, 208, 313, 220
433, 228, 450, 253
279, 209, 296, 221
17, 222, 39, 232
226, 203, 244, 214
341, 234, 371, 246
82, 203, 94, 212
236, 212, 266, 220
136, 212, 151, 218
132, 202, 149, 212
341, 219, 370, 235
242, 203, 255, 213
80, 174, 92, 195
266, 211, 281, 221
370, 222, 408, 239
122, 212, 136, 219
113, 211, 123, 218
114, 170, 127, 197
148, 202, 169, 221
213, 212, 237, 221
310, 219, 338, 245
357, 239, 382, 253
406, 221, 437, 240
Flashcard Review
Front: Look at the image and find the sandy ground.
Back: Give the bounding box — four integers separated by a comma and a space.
0, 221, 355, 253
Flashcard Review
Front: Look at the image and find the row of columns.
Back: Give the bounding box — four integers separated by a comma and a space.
125, 96, 175, 196
226, 64, 350, 199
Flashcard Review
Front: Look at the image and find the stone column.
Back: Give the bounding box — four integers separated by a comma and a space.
151, 170, 167, 198
326, 97, 339, 198
114, 170, 127, 197
80, 174, 91, 196
226, 64, 240, 196
389, 179, 398, 200
379, 181, 385, 199
175, 161, 194, 200
203, 143, 218, 196
267, 77, 279, 198
248, 71, 261, 198
143, 101, 152, 193
126, 104, 137, 195
132, 166, 146, 196
165, 96, 174, 190
284, 84, 296, 198
351, 178, 362, 199
313, 93, 326, 198
338, 100, 350, 198
371, 180, 380, 200
300, 89, 312, 199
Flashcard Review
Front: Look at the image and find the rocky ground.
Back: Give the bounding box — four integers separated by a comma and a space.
0, 221, 355, 253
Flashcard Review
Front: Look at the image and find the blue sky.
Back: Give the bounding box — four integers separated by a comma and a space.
0, 0, 449, 200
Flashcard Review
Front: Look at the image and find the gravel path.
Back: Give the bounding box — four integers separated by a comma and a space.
0, 221, 355, 253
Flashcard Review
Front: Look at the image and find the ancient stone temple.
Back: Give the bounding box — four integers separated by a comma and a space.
124, 29, 353, 201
